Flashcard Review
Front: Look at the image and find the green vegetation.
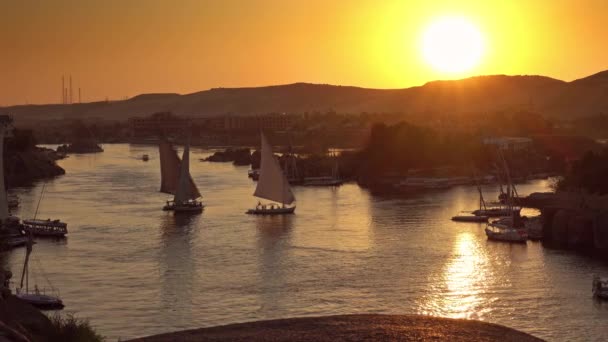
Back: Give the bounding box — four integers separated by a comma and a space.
48, 314, 105, 342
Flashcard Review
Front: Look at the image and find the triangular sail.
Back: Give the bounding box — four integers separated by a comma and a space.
253, 133, 295, 205
159, 138, 181, 195
174, 140, 201, 202
159, 138, 200, 198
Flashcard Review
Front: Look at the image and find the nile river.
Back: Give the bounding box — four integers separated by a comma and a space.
4, 144, 608, 341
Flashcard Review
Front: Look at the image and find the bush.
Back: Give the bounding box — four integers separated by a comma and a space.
49, 314, 105, 342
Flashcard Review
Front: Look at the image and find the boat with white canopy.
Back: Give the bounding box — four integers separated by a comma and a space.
159, 137, 203, 213
247, 133, 296, 215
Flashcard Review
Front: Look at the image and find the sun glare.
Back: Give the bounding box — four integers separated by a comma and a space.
421, 16, 485, 74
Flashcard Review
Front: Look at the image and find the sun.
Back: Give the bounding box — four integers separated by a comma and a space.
421, 16, 485, 74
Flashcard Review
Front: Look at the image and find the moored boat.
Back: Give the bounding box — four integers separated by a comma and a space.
473, 207, 521, 217
452, 215, 488, 222
593, 275, 608, 300
484, 151, 527, 243
15, 235, 64, 310
16, 289, 64, 310
485, 222, 528, 243
22, 219, 67, 237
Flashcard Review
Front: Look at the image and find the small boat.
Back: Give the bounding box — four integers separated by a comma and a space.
451, 215, 488, 222
593, 275, 608, 300
142, 154, 149, 161
247, 133, 296, 215
248, 169, 259, 178
159, 136, 203, 213
23, 183, 68, 237
15, 236, 64, 310
247, 204, 296, 215
16, 289, 64, 310
23, 219, 67, 237
485, 221, 528, 243
473, 207, 520, 217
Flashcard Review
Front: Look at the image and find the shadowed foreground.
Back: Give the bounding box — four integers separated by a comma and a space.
127, 314, 544, 342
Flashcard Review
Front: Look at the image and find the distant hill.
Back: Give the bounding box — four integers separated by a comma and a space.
3, 70, 608, 124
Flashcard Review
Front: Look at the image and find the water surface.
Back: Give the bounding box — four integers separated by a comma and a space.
5, 144, 608, 341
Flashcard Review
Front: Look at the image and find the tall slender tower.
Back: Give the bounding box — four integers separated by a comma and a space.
69, 76, 73, 104
62, 76, 65, 104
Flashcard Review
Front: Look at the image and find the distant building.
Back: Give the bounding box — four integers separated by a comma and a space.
129, 112, 301, 138
129, 112, 189, 137
483, 137, 532, 150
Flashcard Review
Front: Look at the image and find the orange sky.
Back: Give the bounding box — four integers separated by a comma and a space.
1, 0, 608, 106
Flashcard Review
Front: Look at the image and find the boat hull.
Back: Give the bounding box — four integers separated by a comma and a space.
246, 206, 295, 215
473, 208, 521, 217
23, 219, 68, 238
452, 215, 488, 222
485, 227, 527, 243
16, 293, 64, 310
593, 277, 608, 300
163, 200, 204, 213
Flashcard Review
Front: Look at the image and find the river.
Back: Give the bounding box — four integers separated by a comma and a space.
4, 144, 608, 341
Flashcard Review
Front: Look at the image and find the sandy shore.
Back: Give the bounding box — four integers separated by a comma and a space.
127, 314, 544, 342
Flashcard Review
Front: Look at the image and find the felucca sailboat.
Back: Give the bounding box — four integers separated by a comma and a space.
247, 133, 296, 215
159, 137, 203, 213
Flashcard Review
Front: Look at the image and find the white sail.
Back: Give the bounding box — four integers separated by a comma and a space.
159, 138, 200, 198
173, 139, 201, 203
253, 133, 295, 205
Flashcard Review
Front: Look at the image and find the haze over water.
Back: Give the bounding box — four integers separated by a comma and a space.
4, 144, 608, 341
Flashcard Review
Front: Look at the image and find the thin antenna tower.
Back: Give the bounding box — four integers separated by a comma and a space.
69, 75, 73, 104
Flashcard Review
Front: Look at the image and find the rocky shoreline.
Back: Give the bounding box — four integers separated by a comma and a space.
127, 314, 543, 342
5, 147, 65, 187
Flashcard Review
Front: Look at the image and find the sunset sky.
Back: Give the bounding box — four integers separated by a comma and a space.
1, 0, 608, 106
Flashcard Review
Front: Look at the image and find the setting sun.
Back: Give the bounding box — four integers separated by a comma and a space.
421, 16, 485, 74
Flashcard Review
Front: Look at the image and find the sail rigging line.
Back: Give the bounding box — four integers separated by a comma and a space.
33, 183, 46, 221
32, 255, 58, 293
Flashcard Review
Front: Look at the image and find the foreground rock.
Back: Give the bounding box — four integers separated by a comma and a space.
127, 314, 543, 342
0, 295, 55, 342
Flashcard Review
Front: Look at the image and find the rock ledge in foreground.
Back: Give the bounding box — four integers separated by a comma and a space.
127, 314, 544, 342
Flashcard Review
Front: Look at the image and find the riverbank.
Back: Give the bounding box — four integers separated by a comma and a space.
6, 146, 65, 187
127, 314, 543, 342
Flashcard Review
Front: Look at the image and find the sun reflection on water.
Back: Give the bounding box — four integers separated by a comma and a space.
418, 232, 495, 320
